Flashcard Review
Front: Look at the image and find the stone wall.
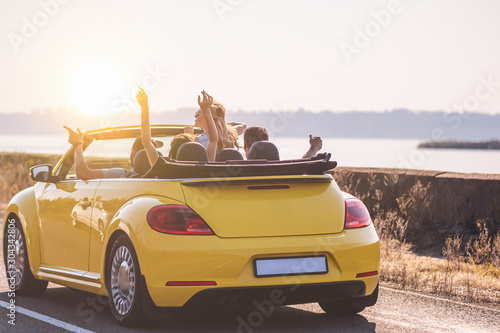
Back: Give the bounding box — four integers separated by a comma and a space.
329, 167, 500, 252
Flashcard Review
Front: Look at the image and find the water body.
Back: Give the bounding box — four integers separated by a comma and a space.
273, 138, 500, 174
1, 135, 499, 174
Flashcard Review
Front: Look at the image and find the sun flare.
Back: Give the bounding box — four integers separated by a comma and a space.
69, 63, 124, 115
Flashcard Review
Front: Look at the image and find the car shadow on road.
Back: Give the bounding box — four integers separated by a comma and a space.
0, 287, 377, 332
163, 305, 377, 333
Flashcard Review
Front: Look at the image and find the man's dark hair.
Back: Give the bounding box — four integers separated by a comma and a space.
132, 136, 162, 152
244, 126, 269, 148
130, 136, 163, 166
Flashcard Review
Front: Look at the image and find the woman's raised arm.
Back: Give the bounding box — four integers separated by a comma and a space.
136, 87, 159, 166
198, 90, 218, 162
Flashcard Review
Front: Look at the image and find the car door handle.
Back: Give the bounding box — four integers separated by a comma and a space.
81, 198, 92, 208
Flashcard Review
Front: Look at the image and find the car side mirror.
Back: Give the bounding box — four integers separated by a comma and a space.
30, 164, 53, 182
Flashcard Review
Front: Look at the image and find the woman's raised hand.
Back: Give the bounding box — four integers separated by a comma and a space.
184, 126, 194, 134
197, 90, 218, 162
309, 135, 323, 151
197, 90, 213, 111
136, 87, 149, 108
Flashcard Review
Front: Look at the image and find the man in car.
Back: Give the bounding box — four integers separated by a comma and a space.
64, 126, 161, 180
243, 126, 323, 159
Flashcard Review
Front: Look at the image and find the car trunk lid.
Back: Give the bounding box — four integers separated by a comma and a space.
180, 175, 345, 238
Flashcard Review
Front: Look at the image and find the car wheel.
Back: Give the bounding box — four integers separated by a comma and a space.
3, 217, 48, 295
106, 235, 144, 326
319, 299, 366, 316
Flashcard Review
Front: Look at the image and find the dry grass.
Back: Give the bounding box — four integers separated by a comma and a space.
0, 153, 61, 205
380, 236, 500, 304
375, 196, 500, 305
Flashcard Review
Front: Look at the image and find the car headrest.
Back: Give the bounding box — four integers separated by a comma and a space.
247, 141, 280, 161
176, 142, 208, 162
133, 149, 162, 175
216, 148, 244, 162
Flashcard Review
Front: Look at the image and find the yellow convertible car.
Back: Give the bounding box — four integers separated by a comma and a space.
3, 125, 380, 326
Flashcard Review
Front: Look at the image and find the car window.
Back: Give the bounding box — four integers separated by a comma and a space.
66, 136, 174, 180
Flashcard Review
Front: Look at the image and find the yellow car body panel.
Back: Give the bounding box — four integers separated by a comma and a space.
88, 179, 185, 275
38, 180, 101, 271
4, 186, 43, 274
181, 176, 346, 238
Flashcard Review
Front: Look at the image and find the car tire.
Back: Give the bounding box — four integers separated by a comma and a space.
318, 299, 366, 316
106, 235, 144, 326
3, 217, 48, 295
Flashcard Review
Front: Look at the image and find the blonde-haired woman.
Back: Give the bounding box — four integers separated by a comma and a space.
137, 88, 218, 164
187, 100, 246, 151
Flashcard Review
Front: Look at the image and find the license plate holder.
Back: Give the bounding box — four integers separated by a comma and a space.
254, 255, 328, 278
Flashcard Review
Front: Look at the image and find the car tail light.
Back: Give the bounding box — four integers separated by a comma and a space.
147, 205, 214, 235
356, 271, 378, 278
344, 198, 372, 229
166, 281, 217, 286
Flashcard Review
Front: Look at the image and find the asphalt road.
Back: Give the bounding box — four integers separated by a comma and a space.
1, 263, 499, 332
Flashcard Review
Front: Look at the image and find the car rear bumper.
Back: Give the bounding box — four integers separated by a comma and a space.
183, 280, 368, 307
140, 275, 378, 320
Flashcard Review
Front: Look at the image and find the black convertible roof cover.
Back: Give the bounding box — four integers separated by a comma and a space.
143, 153, 337, 179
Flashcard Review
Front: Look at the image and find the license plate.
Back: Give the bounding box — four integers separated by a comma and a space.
254, 255, 328, 277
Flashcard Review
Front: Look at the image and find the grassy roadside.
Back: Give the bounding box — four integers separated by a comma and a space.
0, 152, 61, 205
333, 170, 500, 306
1, 152, 499, 306
378, 226, 500, 305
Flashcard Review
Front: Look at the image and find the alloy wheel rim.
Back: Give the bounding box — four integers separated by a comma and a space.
110, 246, 135, 315
11, 227, 25, 286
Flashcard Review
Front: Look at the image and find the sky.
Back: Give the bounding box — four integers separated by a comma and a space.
1, 0, 500, 116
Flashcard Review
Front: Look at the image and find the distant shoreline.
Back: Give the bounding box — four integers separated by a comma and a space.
2, 109, 500, 141
418, 140, 500, 150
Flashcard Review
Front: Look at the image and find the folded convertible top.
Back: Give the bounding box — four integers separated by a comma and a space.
143, 153, 337, 179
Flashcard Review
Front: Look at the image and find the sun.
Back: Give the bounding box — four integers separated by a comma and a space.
69, 62, 124, 115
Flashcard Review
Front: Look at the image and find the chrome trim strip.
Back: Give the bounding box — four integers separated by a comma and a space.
39, 266, 100, 281
38, 272, 101, 289
83, 273, 101, 281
